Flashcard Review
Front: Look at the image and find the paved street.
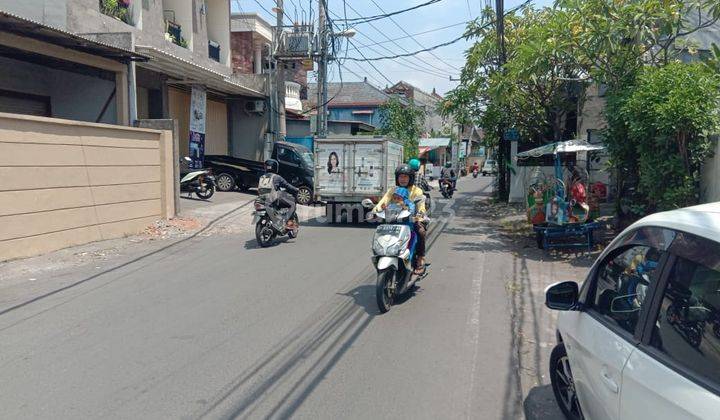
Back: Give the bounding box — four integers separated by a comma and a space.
0, 177, 574, 419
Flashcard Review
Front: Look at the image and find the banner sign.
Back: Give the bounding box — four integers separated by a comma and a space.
189, 85, 207, 169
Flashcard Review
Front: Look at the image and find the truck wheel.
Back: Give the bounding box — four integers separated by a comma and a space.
216, 173, 235, 192
296, 186, 312, 206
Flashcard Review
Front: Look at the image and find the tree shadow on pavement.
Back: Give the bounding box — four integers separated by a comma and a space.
192, 273, 377, 419
523, 385, 565, 419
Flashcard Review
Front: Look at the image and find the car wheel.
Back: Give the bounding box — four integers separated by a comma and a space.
296, 186, 313, 206
550, 343, 584, 420
216, 173, 235, 192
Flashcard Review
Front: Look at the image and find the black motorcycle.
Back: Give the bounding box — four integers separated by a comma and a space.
252, 194, 299, 247
440, 178, 454, 199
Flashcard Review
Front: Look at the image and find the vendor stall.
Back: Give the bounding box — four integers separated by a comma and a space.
517, 140, 605, 251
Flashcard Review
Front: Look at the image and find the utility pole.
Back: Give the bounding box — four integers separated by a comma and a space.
275, 0, 286, 140
317, 0, 328, 137
495, 0, 508, 201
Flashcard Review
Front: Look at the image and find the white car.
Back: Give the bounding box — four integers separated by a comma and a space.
545, 202, 720, 420
481, 159, 497, 176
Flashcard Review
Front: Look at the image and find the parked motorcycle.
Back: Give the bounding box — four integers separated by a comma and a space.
253, 194, 299, 247
363, 198, 429, 313
439, 179, 454, 199
180, 157, 216, 200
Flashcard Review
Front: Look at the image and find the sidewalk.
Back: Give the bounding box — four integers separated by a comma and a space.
474, 201, 614, 419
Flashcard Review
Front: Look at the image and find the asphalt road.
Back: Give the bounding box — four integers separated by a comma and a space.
0, 176, 544, 419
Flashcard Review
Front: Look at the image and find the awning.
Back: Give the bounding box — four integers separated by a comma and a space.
135, 45, 265, 98
517, 139, 605, 158
0, 11, 148, 62
419, 137, 451, 155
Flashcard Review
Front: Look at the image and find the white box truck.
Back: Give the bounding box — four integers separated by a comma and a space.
314, 136, 404, 223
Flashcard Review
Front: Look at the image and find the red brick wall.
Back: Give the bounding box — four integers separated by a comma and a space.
231, 32, 254, 74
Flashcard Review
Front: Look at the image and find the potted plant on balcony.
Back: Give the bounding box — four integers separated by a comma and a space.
100, 0, 132, 25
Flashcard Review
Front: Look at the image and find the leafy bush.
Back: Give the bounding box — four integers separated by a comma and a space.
621, 62, 720, 211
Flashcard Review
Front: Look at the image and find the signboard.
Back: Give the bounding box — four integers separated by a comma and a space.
504, 127, 519, 142
459, 140, 468, 159
188, 85, 207, 169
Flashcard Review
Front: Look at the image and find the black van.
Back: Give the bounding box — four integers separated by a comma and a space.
205, 142, 315, 205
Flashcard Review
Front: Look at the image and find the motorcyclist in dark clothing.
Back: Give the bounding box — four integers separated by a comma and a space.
259, 159, 299, 227
440, 162, 457, 191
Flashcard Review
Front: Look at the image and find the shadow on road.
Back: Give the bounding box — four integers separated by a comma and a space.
523, 385, 565, 419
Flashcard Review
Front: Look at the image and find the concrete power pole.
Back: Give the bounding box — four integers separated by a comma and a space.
495, 0, 508, 200
317, 0, 328, 137
275, 0, 286, 140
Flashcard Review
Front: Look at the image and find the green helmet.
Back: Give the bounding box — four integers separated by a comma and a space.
408, 158, 421, 171
445, 162, 452, 168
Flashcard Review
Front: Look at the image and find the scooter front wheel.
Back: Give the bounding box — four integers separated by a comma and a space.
376, 267, 396, 313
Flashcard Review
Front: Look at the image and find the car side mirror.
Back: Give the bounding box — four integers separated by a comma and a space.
545, 281, 580, 311
361, 199, 375, 209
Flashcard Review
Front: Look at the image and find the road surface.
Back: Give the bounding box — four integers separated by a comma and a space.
0, 176, 557, 419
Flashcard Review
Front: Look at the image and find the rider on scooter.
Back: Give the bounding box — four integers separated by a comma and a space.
440, 162, 457, 191
372, 164, 428, 274
259, 159, 299, 228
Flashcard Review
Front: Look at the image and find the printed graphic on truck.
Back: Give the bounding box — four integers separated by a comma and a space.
316, 146, 346, 194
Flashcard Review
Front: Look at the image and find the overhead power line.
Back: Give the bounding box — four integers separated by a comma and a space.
338, 2, 456, 76
344, 21, 470, 51
368, 0, 460, 72
347, 38, 394, 85
333, 0, 442, 25
343, 0, 532, 62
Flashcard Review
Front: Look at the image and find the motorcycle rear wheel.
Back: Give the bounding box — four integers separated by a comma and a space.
376, 267, 396, 313
255, 223, 275, 247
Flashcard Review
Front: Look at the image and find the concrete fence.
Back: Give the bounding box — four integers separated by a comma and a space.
702, 138, 720, 204
0, 113, 175, 261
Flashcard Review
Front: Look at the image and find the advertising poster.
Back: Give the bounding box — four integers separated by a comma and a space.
354, 143, 383, 193
189, 85, 207, 169
317, 146, 345, 193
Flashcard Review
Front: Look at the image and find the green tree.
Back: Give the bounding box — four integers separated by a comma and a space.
621, 62, 720, 211
379, 97, 426, 159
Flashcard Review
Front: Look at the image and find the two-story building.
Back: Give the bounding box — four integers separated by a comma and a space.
0, 0, 268, 159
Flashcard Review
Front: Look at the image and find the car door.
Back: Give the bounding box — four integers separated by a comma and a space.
620, 230, 720, 420
559, 242, 667, 420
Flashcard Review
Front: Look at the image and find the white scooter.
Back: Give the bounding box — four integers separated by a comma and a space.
362, 198, 430, 313
180, 157, 216, 200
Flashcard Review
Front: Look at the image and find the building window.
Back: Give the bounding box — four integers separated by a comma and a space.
99, 0, 134, 25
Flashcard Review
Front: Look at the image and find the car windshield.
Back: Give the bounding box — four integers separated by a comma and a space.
300, 152, 314, 169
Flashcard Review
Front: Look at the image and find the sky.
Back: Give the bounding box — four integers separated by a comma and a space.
232, 0, 553, 96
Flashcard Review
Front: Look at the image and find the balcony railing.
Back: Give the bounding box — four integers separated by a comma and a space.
163, 10, 188, 48
285, 81, 302, 112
